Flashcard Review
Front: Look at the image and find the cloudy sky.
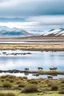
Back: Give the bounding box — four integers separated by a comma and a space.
0, 0, 64, 31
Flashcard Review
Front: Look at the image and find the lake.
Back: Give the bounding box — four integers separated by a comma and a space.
0, 50, 64, 79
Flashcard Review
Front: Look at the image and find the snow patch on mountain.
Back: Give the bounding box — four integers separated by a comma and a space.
0, 26, 33, 37
42, 28, 64, 36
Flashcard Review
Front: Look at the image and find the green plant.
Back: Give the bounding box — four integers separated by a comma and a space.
6, 93, 15, 96
28, 79, 38, 84
16, 81, 21, 84
22, 84, 38, 93
0, 93, 5, 96
0, 93, 16, 96
18, 83, 26, 87
51, 84, 58, 91
59, 90, 64, 94
9, 79, 14, 83
2, 82, 12, 88
60, 79, 64, 83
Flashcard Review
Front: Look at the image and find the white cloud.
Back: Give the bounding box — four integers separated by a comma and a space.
27, 15, 64, 25
0, 0, 18, 7
0, 22, 39, 29
0, 15, 64, 28
0, 15, 64, 31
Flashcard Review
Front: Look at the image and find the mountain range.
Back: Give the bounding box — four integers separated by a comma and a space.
0, 26, 33, 37
42, 28, 64, 36
0, 26, 64, 37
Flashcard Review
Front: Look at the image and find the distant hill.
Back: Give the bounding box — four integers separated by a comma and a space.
0, 26, 64, 38
0, 26, 33, 37
41, 28, 64, 36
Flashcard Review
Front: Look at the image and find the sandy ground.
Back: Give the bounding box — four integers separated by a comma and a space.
0, 36, 64, 42
0, 36, 64, 51
0, 43, 64, 51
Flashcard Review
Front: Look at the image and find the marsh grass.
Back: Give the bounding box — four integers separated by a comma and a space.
22, 84, 38, 93
2, 82, 12, 88
0, 75, 64, 95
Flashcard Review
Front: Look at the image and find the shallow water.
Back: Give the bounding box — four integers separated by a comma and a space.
0, 41, 64, 44
0, 73, 64, 79
0, 50, 64, 79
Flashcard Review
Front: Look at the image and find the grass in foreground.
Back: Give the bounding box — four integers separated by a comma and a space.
0, 75, 64, 96
0, 90, 64, 96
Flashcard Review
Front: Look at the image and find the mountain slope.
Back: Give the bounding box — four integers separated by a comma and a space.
0, 26, 33, 37
42, 28, 64, 36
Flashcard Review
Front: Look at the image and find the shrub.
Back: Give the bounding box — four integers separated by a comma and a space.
18, 83, 26, 87
22, 84, 38, 93
5, 75, 16, 79
59, 82, 64, 94
60, 84, 64, 88
60, 80, 64, 83
45, 79, 49, 84
16, 81, 21, 84
48, 80, 53, 87
22, 77, 27, 80
0, 93, 16, 96
2, 82, 12, 88
0, 93, 5, 96
48, 80, 58, 91
1, 79, 4, 82
48, 83, 52, 87
9, 79, 14, 83
51, 85, 58, 91
6, 93, 15, 96
1, 76, 5, 79
28, 79, 38, 84
59, 90, 64, 94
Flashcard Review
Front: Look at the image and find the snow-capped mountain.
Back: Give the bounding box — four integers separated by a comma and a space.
42, 28, 64, 36
0, 26, 33, 37
0, 26, 64, 37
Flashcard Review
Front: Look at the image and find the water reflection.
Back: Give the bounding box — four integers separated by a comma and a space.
0, 51, 64, 78
0, 51, 64, 70
0, 73, 64, 79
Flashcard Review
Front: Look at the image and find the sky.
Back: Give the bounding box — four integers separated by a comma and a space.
0, 0, 64, 31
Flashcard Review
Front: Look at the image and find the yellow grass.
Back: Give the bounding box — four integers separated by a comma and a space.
0, 44, 64, 50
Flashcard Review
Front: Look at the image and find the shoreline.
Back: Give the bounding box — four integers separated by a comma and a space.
0, 70, 64, 75
0, 43, 64, 51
